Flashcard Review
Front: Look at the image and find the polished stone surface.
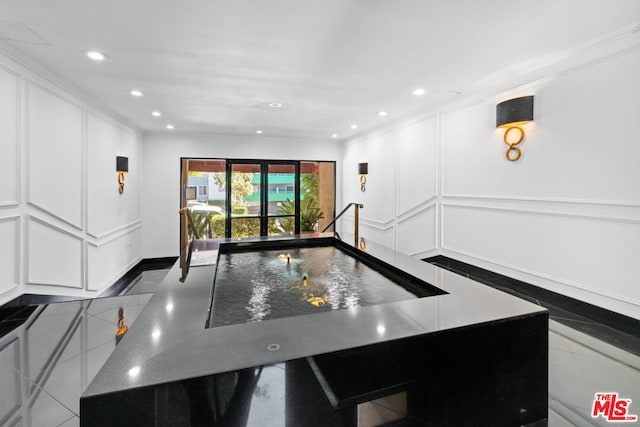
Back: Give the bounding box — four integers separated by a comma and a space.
83, 236, 547, 398
124, 269, 170, 296
426, 255, 640, 355
79, 235, 550, 425
80, 307, 547, 426
0, 243, 638, 425
0, 294, 152, 427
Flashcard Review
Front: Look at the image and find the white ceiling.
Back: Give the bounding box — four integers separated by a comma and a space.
1, 0, 639, 140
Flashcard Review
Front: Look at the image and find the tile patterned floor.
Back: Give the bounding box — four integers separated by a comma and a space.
0, 266, 638, 426
0, 294, 153, 427
548, 320, 640, 426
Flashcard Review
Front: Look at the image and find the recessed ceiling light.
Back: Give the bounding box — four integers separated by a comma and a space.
350, 124, 358, 129
413, 88, 426, 96
378, 111, 388, 117
256, 130, 263, 134
331, 134, 338, 138
130, 89, 143, 97
84, 50, 108, 61
152, 111, 161, 117
268, 102, 283, 108
166, 124, 174, 130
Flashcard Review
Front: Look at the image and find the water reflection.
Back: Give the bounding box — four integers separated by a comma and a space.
209, 246, 420, 327
246, 278, 273, 322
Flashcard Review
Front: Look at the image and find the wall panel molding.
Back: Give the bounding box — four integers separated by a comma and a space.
0, 63, 20, 207
26, 215, 83, 289
86, 220, 143, 246
397, 198, 437, 223
444, 193, 640, 208
358, 216, 394, 231
0, 48, 144, 304
442, 246, 640, 308
87, 254, 142, 292
25, 202, 84, 232
397, 205, 437, 257
442, 200, 640, 225
395, 118, 438, 218
441, 204, 640, 316
0, 216, 20, 288
87, 227, 142, 291
25, 80, 83, 229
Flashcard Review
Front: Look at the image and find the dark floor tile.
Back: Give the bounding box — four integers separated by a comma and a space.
3, 306, 38, 322
0, 307, 22, 322
425, 257, 640, 357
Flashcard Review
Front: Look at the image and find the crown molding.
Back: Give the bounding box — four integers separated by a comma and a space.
0, 41, 143, 136
344, 21, 640, 144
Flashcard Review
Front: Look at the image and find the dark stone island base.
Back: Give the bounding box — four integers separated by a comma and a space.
81, 235, 548, 426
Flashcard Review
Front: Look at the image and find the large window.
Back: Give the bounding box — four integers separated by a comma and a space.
180, 159, 334, 245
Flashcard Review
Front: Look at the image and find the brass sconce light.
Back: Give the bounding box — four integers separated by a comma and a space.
358, 163, 368, 192
116, 156, 128, 194
496, 96, 534, 161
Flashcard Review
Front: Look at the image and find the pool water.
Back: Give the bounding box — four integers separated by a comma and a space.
208, 246, 426, 327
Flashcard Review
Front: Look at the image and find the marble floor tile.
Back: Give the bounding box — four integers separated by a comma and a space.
549, 320, 640, 426
57, 415, 79, 427
124, 269, 170, 296
0, 294, 152, 426
5, 368, 78, 427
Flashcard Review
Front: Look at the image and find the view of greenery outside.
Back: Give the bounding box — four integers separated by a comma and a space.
276, 196, 324, 233
275, 172, 323, 234
213, 172, 254, 208
187, 168, 325, 239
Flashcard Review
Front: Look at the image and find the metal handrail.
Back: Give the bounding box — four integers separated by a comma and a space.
321, 203, 364, 247
321, 203, 363, 233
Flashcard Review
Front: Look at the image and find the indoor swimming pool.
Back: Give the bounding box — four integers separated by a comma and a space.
208, 241, 444, 327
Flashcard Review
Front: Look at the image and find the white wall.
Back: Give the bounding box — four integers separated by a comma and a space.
0, 50, 143, 305
141, 134, 341, 258
341, 33, 640, 319
340, 118, 439, 257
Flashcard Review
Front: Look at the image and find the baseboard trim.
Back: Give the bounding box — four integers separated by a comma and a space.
424, 255, 640, 340
0, 257, 178, 312
98, 256, 178, 297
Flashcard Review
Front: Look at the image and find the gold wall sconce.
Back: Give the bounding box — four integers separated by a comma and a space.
496, 96, 534, 161
116, 156, 128, 194
358, 162, 368, 192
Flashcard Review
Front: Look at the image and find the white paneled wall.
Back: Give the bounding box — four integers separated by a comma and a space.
0, 66, 19, 207
0, 50, 142, 304
27, 216, 83, 288
341, 35, 640, 319
87, 113, 142, 238
27, 83, 83, 228
340, 116, 439, 258
88, 227, 142, 291
0, 217, 19, 293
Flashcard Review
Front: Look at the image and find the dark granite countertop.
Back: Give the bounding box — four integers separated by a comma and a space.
82, 233, 546, 400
